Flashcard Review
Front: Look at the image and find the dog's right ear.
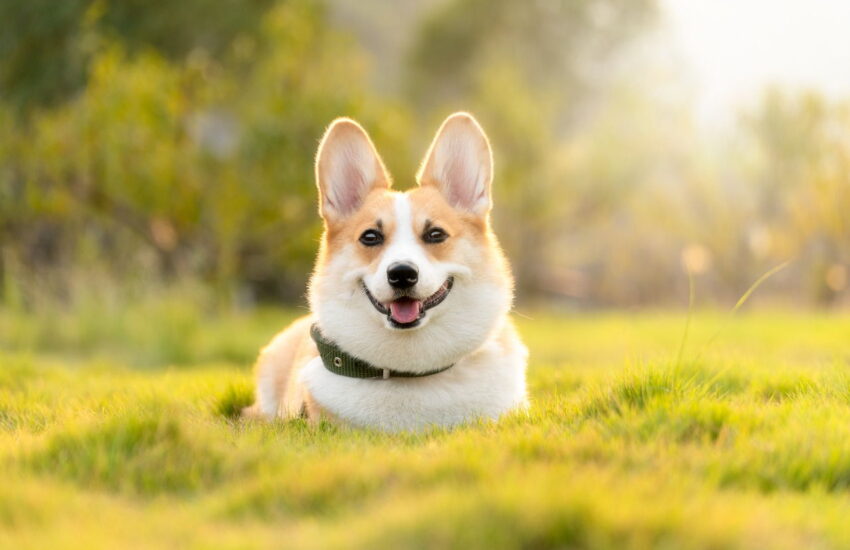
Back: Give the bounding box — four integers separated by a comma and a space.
315, 118, 390, 222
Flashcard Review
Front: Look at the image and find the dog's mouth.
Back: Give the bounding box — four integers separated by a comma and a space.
362, 277, 454, 329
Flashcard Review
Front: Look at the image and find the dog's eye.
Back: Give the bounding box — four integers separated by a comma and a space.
423, 227, 449, 244
359, 229, 384, 247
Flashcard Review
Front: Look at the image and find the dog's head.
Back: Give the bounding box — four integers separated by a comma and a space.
308, 113, 513, 372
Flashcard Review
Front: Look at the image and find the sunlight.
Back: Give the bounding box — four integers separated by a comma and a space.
661, 0, 850, 125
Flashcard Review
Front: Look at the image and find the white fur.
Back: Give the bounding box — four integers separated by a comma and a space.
258, 113, 526, 432
364, 195, 457, 304
310, 194, 510, 373
301, 317, 528, 432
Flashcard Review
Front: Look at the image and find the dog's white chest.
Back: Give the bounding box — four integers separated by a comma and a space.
300, 331, 528, 432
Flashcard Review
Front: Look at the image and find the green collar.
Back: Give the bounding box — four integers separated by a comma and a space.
310, 324, 454, 379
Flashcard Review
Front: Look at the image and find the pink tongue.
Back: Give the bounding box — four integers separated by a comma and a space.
389, 298, 422, 324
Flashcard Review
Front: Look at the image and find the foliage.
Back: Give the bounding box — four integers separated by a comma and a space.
0, 0, 275, 110
0, 0, 848, 307
408, 0, 656, 111
2, 310, 850, 547
741, 90, 850, 304
406, 0, 659, 295
0, 0, 413, 304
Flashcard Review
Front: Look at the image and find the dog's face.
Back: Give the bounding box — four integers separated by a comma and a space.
308, 113, 514, 372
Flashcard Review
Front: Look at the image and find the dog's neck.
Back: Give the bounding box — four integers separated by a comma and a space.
310, 324, 455, 379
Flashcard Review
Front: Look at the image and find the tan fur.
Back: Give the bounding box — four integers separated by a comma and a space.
245, 185, 512, 424
409, 187, 484, 258
246, 112, 525, 429
325, 190, 397, 261
244, 315, 326, 422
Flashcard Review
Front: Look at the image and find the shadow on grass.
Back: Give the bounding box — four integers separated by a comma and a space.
215, 383, 255, 420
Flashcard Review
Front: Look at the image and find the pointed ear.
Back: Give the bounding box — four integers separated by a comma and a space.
315, 118, 390, 222
417, 112, 493, 216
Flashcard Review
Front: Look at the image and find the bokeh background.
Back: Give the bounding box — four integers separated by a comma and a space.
3, 5, 850, 547
2, 0, 849, 315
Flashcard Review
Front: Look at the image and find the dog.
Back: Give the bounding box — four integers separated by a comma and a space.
244, 112, 528, 432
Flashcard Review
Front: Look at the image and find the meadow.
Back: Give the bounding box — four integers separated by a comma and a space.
2, 304, 850, 549
3, 1, 849, 548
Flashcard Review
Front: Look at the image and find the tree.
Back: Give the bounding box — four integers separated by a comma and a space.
0, 0, 274, 111
405, 0, 658, 297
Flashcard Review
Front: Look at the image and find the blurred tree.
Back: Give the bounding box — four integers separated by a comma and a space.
0, 0, 90, 110
0, 0, 412, 306
0, 0, 274, 110
326, 0, 443, 93
2, 0, 846, 310
741, 90, 850, 305
405, 0, 658, 296
408, 0, 656, 120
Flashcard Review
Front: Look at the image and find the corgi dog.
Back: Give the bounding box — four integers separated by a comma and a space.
245, 112, 528, 432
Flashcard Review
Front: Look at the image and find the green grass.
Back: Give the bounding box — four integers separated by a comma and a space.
2, 307, 850, 548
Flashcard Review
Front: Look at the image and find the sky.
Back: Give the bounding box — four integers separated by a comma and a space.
660, 0, 850, 125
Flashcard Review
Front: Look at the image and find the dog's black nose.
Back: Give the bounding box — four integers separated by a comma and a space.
387, 262, 419, 289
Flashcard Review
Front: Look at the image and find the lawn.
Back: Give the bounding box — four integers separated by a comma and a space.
2, 307, 850, 549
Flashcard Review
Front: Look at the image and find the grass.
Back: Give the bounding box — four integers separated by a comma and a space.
2, 305, 850, 548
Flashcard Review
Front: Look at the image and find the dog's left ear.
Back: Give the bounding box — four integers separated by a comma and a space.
417, 112, 493, 216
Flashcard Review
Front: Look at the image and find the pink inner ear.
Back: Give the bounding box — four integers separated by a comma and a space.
442, 152, 484, 211
445, 157, 471, 207
337, 161, 367, 215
